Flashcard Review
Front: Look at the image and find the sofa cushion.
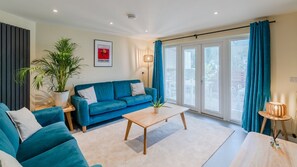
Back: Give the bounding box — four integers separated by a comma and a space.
78, 86, 97, 105
89, 100, 127, 116
0, 129, 16, 157
17, 122, 74, 162
6, 107, 42, 142
75, 82, 114, 102
113, 80, 140, 99
0, 103, 19, 153
21, 139, 88, 167
120, 95, 152, 107
131, 82, 146, 96
0, 150, 22, 167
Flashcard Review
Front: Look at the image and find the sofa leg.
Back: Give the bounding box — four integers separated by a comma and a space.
82, 126, 87, 133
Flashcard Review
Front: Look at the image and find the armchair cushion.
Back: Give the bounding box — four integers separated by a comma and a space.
120, 95, 152, 107
20, 139, 89, 167
6, 107, 42, 142
32, 107, 64, 127
17, 122, 73, 162
0, 129, 16, 157
0, 150, 22, 167
0, 103, 20, 152
89, 100, 127, 116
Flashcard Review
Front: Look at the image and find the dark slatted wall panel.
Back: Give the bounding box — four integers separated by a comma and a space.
0, 22, 30, 110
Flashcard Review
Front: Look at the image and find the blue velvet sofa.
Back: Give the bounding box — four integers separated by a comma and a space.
71, 79, 157, 132
0, 103, 101, 167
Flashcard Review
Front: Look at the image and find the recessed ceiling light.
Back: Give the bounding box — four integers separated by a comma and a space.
145, 30, 148, 33
214, 11, 219, 15
109, 22, 113, 25
53, 9, 58, 13
127, 13, 137, 20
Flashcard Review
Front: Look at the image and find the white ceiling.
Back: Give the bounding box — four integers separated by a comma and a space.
0, 0, 297, 40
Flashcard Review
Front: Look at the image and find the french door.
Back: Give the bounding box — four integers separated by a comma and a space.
182, 46, 198, 108
164, 36, 249, 123
180, 43, 223, 117
201, 43, 222, 117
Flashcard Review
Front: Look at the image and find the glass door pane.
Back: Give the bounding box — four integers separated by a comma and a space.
230, 39, 249, 122
164, 47, 177, 102
183, 48, 196, 106
202, 45, 221, 116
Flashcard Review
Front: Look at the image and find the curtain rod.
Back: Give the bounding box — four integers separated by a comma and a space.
157, 20, 276, 43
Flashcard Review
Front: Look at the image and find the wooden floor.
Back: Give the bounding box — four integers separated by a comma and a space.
186, 111, 247, 167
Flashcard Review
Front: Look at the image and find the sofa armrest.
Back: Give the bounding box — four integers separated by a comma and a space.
33, 107, 64, 127
145, 88, 157, 103
71, 95, 90, 127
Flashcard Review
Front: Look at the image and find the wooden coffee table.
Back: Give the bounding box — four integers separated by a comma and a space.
123, 103, 189, 154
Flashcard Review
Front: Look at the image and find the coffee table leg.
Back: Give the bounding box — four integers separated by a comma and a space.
180, 113, 187, 130
65, 112, 74, 131
144, 128, 147, 155
124, 120, 132, 140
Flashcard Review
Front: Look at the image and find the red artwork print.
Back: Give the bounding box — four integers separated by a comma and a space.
98, 48, 110, 60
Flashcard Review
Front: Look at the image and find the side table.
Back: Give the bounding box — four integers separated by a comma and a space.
258, 111, 291, 140
63, 105, 75, 131
35, 104, 75, 131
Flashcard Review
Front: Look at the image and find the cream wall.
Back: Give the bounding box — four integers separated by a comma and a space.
35, 22, 151, 97
269, 12, 297, 137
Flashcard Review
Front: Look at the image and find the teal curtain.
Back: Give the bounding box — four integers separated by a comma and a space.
152, 40, 164, 103
242, 20, 271, 135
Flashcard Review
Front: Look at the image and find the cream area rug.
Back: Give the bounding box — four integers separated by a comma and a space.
73, 114, 234, 167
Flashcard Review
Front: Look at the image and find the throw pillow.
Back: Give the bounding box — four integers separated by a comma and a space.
0, 150, 22, 167
6, 107, 42, 142
78, 86, 97, 105
131, 82, 146, 96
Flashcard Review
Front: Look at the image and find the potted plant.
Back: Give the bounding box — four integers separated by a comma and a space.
152, 98, 166, 114
17, 38, 83, 107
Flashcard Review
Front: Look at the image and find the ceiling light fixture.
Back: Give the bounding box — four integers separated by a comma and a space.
53, 9, 58, 13
145, 30, 148, 33
214, 11, 219, 15
127, 13, 136, 20
109, 22, 113, 25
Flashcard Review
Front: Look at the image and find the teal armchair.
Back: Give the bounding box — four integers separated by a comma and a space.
0, 103, 101, 167
32, 106, 64, 127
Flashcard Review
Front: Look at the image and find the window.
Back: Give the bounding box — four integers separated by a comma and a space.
163, 35, 249, 124
230, 39, 249, 122
164, 47, 177, 102
183, 48, 196, 106
203, 46, 220, 113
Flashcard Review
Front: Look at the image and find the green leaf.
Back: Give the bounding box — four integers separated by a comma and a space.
16, 38, 84, 91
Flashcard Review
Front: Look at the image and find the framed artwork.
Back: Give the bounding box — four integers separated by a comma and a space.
94, 39, 113, 67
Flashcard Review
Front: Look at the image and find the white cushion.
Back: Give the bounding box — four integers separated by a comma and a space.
6, 108, 42, 142
131, 83, 146, 96
0, 150, 22, 167
78, 86, 97, 105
